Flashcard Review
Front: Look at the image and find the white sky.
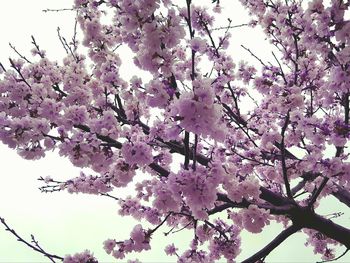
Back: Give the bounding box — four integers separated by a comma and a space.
0, 0, 349, 262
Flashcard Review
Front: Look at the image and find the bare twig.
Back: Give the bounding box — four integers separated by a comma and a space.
30, 235, 55, 263
212, 23, 249, 31
72, 13, 79, 52
99, 192, 120, 201
42, 8, 74, 13
149, 213, 172, 235
62, 35, 78, 62
0, 217, 63, 262
9, 43, 32, 63
57, 27, 69, 55
325, 212, 344, 219
31, 36, 45, 58
241, 44, 267, 67
0, 62, 6, 73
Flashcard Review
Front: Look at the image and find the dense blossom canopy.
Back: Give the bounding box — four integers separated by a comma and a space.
0, 0, 350, 262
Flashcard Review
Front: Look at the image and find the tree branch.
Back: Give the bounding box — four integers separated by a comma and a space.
317, 248, 349, 263
242, 225, 301, 263
291, 207, 350, 249
184, 131, 190, 169
280, 110, 292, 198
308, 176, 329, 208
0, 217, 63, 262
241, 44, 267, 67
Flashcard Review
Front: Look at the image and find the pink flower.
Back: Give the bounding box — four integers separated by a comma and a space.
190, 37, 207, 53
121, 141, 153, 167
103, 239, 117, 254
164, 243, 178, 256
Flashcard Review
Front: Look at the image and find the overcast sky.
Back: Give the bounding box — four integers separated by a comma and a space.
0, 1, 349, 262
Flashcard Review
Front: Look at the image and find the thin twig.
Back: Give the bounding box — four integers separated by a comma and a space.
31, 235, 55, 263
9, 43, 32, 63
149, 213, 172, 235
31, 36, 45, 58
57, 27, 69, 55
272, 51, 287, 84
72, 13, 79, 52
112, 43, 122, 53
317, 248, 349, 263
42, 8, 74, 13
99, 192, 120, 201
241, 44, 267, 67
212, 23, 249, 31
62, 35, 78, 62
0, 217, 64, 261
170, 221, 193, 235
0, 62, 6, 73
204, 220, 229, 241
9, 58, 32, 88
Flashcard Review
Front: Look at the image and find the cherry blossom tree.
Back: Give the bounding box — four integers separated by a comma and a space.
0, 0, 350, 262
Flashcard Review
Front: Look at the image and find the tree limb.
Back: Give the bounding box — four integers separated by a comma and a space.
242, 224, 301, 263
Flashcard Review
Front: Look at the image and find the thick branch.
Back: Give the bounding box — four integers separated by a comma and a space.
75, 120, 350, 214
291, 207, 350, 249
280, 110, 292, 198
184, 131, 190, 169
242, 225, 301, 263
74, 124, 122, 148
308, 177, 329, 208
192, 134, 198, 170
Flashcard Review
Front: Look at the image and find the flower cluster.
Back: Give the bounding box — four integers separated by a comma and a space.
230, 205, 270, 233
223, 175, 261, 203
58, 132, 114, 172
109, 159, 136, 187
118, 197, 161, 225
89, 110, 120, 139
145, 79, 171, 108
164, 243, 178, 256
171, 79, 227, 141
104, 224, 151, 259
208, 220, 241, 261
63, 250, 98, 263
304, 229, 338, 261
121, 141, 153, 167
168, 163, 225, 220
65, 172, 112, 194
